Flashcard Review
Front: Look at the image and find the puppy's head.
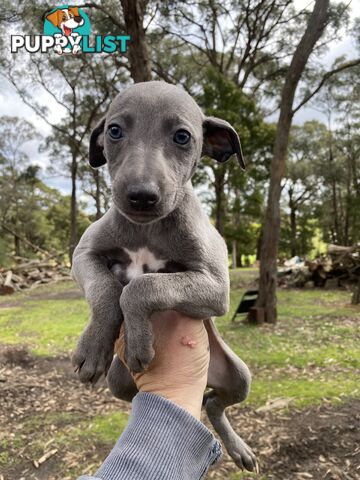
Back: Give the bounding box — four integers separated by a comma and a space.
46, 7, 84, 30
90, 81, 244, 224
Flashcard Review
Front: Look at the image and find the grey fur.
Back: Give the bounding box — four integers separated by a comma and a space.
72, 81, 257, 472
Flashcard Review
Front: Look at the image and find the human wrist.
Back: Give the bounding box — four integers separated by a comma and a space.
133, 316, 209, 419
138, 385, 205, 419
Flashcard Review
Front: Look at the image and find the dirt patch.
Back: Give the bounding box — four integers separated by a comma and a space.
0, 346, 35, 368
0, 350, 359, 480
0, 351, 121, 480
209, 401, 360, 480
0, 344, 76, 375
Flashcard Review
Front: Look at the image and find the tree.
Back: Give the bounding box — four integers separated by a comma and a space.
195, 68, 274, 259
281, 122, 324, 257
155, 0, 304, 96
0, 116, 40, 256
0, 115, 91, 262
256, 0, 331, 323
2, 48, 124, 258
79, 164, 112, 220
120, 0, 152, 82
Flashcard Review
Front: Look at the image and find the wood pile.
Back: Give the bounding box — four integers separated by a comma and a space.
278, 244, 360, 290
0, 257, 71, 295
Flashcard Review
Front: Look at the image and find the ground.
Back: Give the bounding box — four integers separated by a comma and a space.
0, 270, 359, 480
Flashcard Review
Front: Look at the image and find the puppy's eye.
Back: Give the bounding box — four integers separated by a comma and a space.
173, 129, 191, 145
108, 124, 123, 140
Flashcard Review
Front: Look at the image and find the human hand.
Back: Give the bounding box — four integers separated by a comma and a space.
115, 310, 210, 420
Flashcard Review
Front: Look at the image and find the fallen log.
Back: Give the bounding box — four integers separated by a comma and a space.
0, 258, 71, 295
279, 244, 360, 289
0, 271, 15, 295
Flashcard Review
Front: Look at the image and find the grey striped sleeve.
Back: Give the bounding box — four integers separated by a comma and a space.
78, 392, 221, 480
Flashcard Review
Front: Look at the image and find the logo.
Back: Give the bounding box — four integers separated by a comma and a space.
11, 5, 130, 55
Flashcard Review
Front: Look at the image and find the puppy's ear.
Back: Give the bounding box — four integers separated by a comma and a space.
89, 118, 106, 168
202, 117, 245, 170
46, 10, 61, 27
69, 7, 80, 16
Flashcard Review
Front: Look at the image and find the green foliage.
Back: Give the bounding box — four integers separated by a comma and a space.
0, 115, 91, 262
194, 69, 275, 260
281, 111, 360, 258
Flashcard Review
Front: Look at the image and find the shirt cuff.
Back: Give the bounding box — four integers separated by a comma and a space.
79, 392, 221, 480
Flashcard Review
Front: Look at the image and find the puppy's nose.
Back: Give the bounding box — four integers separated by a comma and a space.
127, 185, 160, 211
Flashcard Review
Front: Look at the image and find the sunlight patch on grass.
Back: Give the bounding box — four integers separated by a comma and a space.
77, 411, 129, 443
0, 298, 88, 355
216, 314, 359, 370
248, 374, 360, 408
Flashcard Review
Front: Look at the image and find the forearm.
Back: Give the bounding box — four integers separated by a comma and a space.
78, 393, 221, 480
121, 272, 229, 319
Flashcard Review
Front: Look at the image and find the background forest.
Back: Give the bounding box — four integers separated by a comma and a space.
0, 0, 359, 270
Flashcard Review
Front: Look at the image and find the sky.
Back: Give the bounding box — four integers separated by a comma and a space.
0, 0, 359, 195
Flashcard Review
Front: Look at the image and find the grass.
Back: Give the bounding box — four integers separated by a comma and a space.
0, 298, 87, 355
0, 410, 129, 474
217, 270, 360, 407
0, 282, 88, 355
79, 411, 128, 443
0, 271, 359, 408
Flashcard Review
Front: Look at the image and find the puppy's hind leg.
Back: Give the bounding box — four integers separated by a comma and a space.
204, 319, 258, 473
107, 355, 138, 402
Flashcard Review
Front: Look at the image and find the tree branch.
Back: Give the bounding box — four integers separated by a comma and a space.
292, 59, 360, 114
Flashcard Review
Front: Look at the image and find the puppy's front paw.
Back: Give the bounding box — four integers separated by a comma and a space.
124, 326, 155, 374
72, 45, 81, 54
72, 329, 114, 384
228, 437, 259, 473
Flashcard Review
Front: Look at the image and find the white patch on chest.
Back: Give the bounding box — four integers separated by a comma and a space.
124, 247, 166, 280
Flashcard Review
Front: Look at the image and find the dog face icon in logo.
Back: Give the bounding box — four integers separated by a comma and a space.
44, 6, 91, 55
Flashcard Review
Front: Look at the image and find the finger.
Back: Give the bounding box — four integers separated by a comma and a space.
114, 323, 126, 361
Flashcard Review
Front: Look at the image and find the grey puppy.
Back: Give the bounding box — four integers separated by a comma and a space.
72, 81, 258, 472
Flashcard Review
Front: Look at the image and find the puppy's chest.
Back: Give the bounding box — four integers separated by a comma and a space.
106, 247, 186, 285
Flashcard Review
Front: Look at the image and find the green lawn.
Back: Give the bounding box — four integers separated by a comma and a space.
1, 271, 359, 480
0, 271, 359, 409
221, 271, 360, 407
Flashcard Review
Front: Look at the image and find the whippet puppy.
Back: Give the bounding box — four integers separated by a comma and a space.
72, 81, 257, 472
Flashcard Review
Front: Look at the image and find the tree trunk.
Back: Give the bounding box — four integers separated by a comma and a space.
331, 175, 340, 242
327, 122, 341, 243
14, 233, 20, 257
342, 143, 354, 245
256, 229, 262, 261
352, 277, 360, 305
257, 0, 330, 324
232, 240, 237, 269
120, 0, 152, 82
289, 187, 297, 257
69, 152, 78, 262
